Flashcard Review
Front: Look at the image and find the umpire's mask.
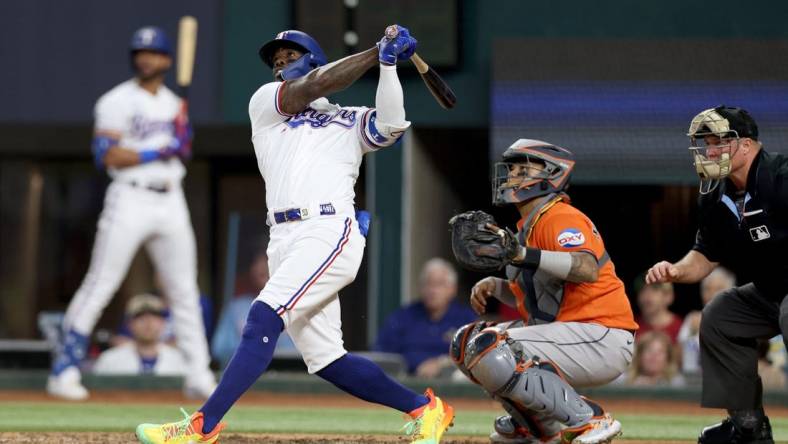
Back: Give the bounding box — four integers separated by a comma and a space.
687, 106, 758, 195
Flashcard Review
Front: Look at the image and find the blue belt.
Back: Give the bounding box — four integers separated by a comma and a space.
273, 203, 336, 224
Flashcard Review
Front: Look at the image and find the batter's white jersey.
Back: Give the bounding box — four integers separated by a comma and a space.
59, 78, 215, 396
248, 81, 395, 373
250, 81, 382, 211
94, 79, 185, 184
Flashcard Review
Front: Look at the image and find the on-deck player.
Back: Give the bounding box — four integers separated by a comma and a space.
46, 26, 216, 401
450, 139, 637, 444
135, 26, 455, 444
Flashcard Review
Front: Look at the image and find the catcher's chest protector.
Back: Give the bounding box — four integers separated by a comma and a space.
508, 193, 567, 324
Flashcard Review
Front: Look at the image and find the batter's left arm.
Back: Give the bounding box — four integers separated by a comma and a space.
279, 48, 378, 114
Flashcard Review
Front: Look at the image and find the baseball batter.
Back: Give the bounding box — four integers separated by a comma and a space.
47, 26, 216, 401
136, 26, 454, 444
449, 140, 638, 444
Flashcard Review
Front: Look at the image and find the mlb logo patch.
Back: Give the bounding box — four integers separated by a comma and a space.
557, 229, 585, 247
749, 225, 770, 241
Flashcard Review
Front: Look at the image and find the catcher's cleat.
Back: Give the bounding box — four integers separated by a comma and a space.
135, 408, 225, 444
403, 388, 455, 444
490, 415, 561, 444
46, 366, 89, 401
561, 413, 621, 444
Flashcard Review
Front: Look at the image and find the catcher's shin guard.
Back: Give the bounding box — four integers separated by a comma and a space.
450, 321, 495, 384
464, 328, 594, 428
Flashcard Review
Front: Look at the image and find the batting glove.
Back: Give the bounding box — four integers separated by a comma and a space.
377, 25, 418, 65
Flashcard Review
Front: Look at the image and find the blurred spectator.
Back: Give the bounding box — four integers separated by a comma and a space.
677, 266, 735, 374
635, 280, 683, 344
374, 258, 476, 378
622, 330, 685, 387
109, 273, 214, 349
211, 252, 295, 367
93, 294, 187, 375
759, 336, 786, 391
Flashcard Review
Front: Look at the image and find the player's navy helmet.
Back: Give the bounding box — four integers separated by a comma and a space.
687, 105, 758, 194
492, 139, 575, 206
130, 26, 172, 56
259, 30, 327, 80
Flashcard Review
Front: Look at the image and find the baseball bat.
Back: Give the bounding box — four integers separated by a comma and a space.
409, 53, 457, 110
176, 15, 198, 99
384, 25, 456, 110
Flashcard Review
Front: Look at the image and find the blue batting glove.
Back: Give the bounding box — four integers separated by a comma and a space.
377, 25, 417, 65
355, 210, 371, 237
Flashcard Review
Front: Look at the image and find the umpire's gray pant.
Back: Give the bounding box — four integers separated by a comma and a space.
699, 283, 788, 409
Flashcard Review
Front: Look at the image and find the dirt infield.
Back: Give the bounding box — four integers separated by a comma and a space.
2, 390, 786, 443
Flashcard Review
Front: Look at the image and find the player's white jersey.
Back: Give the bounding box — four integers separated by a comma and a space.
94, 79, 185, 183
249, 81, 385, 213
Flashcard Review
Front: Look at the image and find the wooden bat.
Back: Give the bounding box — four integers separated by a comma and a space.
409, 53, 456, 110
384, 25, 456, 110
176, 16, 198, 99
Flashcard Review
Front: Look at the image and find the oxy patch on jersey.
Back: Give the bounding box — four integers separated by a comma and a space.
557, 229, 585, 247
286, 107, 357, 129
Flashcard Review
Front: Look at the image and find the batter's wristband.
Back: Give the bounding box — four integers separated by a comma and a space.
138, 150, 160, 164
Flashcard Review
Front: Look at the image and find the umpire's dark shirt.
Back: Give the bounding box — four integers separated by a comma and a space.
694, 149, 788, 302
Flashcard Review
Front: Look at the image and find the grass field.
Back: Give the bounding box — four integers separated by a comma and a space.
1, 401, 787, 442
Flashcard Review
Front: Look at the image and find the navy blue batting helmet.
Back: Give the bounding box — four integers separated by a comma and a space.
130, 26, 172, 56
259, 30, 327, 80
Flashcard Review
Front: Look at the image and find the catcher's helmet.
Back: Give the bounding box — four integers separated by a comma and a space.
130, 26, 172, 56
492, 139, 575, 206
259, 30, 327, 80
687, 105, 758, 194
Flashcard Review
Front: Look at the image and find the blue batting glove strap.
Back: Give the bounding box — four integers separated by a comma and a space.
397, 36, 417, 61
138, 149, 162, 163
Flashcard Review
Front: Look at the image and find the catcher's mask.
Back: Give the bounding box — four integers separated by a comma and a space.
687, 105, 758, 194
492, 139, 575, 206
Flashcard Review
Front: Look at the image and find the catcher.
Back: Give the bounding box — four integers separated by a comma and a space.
449, 139, 638, 444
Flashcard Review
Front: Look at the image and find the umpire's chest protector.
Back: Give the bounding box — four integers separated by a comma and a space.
699, 150, 788, 300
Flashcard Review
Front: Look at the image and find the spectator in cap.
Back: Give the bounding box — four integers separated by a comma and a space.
634, 278, 683, 345
93, 294, 188, 376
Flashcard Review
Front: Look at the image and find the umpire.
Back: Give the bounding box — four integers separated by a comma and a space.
647, 105, 787, 444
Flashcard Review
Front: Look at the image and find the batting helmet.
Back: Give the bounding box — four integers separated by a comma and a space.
259, 30, 327, 80
130, 26, 172, 56
492, 139, 575, 206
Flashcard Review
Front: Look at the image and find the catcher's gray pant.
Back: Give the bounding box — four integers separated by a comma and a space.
501, 321, 635, 388
699, 283, 788, 409
63, 181, 211, 375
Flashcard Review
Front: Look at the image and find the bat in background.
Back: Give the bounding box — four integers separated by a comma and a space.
176, 15, 198, 100
174, 16, 197, 158
384, 25, 456, 110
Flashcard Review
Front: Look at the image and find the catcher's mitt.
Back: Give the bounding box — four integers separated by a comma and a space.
448, 210, 519, 272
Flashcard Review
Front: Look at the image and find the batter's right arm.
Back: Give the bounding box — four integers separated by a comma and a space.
94, 131, 173, 169
279, 48, 379, 115
646, 250, 718, 285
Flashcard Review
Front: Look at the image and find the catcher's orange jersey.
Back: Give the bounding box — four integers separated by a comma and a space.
510, 201, 638, 331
